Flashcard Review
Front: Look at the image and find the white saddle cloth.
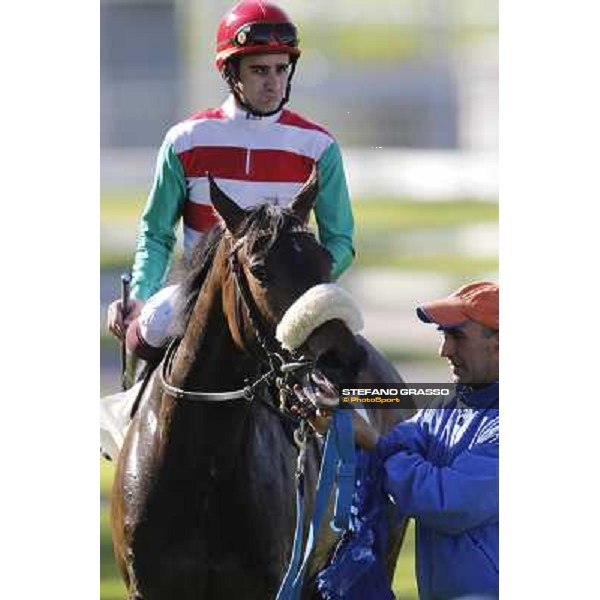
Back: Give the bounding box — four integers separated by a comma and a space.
100, 380, 144, 461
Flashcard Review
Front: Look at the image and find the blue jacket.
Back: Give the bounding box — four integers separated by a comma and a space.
378, 382, 499, 600
316, 383, 498, 600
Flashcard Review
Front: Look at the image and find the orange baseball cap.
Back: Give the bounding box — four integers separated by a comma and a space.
416, 281, 499, 330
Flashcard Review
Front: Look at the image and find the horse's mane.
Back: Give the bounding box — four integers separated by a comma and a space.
170, 203, 305, 337
169, 224, 224, 338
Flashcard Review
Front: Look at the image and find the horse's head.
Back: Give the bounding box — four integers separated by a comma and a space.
209, 171, 366, 381
209, 168, 332, 322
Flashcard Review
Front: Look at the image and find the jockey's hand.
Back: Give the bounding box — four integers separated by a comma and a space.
107, 298, 144, 340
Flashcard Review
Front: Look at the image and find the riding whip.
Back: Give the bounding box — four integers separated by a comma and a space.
120, 272, 131, 391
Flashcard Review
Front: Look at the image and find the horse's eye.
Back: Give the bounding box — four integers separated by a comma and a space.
249, 262, 269, 283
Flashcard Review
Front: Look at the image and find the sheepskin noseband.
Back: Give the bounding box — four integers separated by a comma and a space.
275, 283, 363, 351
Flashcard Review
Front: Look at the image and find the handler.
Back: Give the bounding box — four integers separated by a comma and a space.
296, 281, 499, 600
106, 0, 355, 359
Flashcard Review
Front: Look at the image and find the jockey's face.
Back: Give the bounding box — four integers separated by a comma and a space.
238, 53, 291, 113
438, 320, 499, 386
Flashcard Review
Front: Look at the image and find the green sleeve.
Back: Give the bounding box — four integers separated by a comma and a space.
131, 139, 187, 301
314, 141, 355, 279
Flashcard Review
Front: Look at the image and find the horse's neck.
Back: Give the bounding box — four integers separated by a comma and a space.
170, 269, 252, 392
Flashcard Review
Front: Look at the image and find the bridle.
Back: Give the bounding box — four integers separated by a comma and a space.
158, 231, 314, 411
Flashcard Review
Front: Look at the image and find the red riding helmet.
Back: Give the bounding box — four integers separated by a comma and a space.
215, 1, 301, 72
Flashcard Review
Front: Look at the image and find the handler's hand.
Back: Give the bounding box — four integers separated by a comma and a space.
291, 372, 380, 451
292, 383, 333, 435
107, 298, 145, 340
351, 412, 380, 451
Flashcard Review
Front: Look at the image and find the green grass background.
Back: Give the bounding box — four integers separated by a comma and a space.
101, 193, 498, 275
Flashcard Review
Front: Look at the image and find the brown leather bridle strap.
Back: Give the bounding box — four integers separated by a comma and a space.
158, 238, 312, 405
228, 248, 288, 366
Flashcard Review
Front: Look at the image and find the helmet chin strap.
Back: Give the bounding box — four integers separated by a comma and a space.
224, 59, 297, 118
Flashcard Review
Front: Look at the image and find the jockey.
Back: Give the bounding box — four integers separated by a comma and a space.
106, 0, 355, 362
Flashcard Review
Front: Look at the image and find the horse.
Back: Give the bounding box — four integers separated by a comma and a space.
110, 170, 415, 599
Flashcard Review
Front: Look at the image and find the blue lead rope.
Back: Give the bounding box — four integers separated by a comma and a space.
276, 409, 356, 600
331, 409, 356, 531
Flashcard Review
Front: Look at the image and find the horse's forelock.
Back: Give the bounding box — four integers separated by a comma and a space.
238, 204, 305, 259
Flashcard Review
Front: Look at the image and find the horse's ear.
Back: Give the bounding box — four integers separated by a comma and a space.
290, 165, 318, 223
208, 173, 245, 233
